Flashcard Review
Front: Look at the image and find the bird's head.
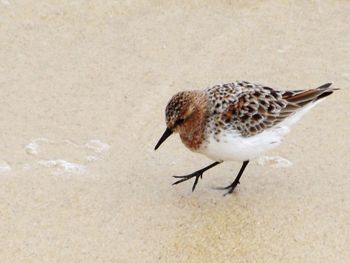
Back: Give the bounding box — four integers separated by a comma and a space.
154, 91, 206, 150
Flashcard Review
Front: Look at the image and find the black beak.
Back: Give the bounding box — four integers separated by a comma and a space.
154, 128, 173, 150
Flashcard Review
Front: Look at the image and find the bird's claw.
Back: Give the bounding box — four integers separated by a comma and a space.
173, 171, 204, 192
214, 181, 240, 196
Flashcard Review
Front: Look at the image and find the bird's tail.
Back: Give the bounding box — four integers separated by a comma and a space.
282, 83, 338, 107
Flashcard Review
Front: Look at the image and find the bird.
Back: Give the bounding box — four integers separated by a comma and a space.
154, 81, 337, 195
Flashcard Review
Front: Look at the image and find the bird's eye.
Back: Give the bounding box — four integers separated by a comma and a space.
175, 118, 185, 126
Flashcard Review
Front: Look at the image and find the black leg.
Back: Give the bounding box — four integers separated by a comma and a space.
217, 160, 249, 196
173, 161, 222, 192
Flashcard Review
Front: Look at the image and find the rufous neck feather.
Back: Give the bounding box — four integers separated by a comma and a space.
178, 91, 207, 150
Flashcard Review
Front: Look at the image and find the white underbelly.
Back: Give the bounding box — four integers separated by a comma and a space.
199, 127, 287, 161
198, 100, 321, 161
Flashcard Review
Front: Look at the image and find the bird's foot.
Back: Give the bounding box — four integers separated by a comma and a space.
215, 180, 240, 196
173, 170, 204, 192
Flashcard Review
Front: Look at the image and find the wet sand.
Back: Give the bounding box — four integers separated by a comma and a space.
0, 1, 349, 262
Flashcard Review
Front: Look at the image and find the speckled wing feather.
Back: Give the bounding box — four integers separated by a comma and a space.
206, 81, 334, 137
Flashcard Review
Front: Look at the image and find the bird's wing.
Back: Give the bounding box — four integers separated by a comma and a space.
220, 82, 334, 137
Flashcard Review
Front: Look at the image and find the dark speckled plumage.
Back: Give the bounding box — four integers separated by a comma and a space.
205, 81, 334, 139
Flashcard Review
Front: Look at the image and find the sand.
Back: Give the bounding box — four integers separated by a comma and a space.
0, 0, 349, 262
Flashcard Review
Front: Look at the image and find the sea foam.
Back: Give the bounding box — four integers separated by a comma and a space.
256, 156, 292, 168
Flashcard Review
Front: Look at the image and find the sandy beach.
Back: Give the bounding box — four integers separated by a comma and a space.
0, 0, 349, 262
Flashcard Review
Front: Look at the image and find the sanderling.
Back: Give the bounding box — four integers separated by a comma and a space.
155, 81, 337, 195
